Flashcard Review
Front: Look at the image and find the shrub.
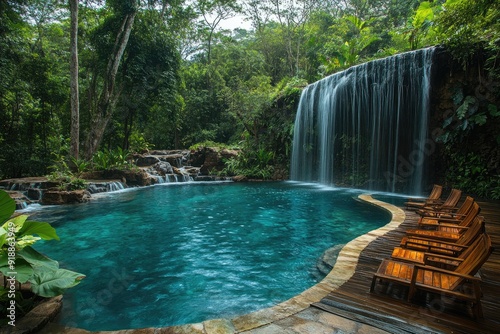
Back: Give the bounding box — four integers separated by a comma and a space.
0, 190, 85, 326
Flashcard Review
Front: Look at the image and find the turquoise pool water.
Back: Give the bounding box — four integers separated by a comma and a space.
33, 182, 390, 330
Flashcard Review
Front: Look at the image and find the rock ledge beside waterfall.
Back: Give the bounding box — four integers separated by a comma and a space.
0, 147, 239, 208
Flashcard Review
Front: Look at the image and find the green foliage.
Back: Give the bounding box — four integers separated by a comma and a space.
436, 0, 500, 71
274, 76, 308, 101
404, 1, 440, 50
219, 146, 275, 180
92, 147, 131, 171
46, 137, 89, 190
319, 15, 382, 74
128, 131, 152, 153
443, 152, 500, 199
438, 86, 499, 145
437, 78, 500, 199
0, 191, 16, 225
0, 189, 84, 323
189, 141, 232, 151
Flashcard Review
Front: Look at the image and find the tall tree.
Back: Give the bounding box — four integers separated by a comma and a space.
84, 0, 137, 159
69, 0, 79, 160
245, 0, 321, 77
196, 0, 241, 64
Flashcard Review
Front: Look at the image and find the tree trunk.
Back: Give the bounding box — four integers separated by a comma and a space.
84, 11, 136, 159
69, 0, 79, 161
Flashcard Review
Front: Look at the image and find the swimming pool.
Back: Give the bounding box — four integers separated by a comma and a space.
32, 182, 390, 330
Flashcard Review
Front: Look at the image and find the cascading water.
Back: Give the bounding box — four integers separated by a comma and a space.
290, 47, 435, 195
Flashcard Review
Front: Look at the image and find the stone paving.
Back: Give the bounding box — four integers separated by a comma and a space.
34, 194, 402, 334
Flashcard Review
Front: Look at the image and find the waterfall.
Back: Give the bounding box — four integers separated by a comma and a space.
157, 174, 193, 183
106, 181, 125, 192
290, 47, 434, 195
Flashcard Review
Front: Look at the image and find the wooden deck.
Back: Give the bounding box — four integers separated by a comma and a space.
313, 199, 500, 334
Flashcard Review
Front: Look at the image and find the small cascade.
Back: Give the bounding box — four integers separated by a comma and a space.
16, 201, 29, 210
8, 182, 42, 192
89, 181, 126, 194
159, 173, 193, 183
154, 175, 167, 184
290, 47, 435, 195
106, 181, 125, 192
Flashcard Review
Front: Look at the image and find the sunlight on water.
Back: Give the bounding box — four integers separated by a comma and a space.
33, 182, 391, 330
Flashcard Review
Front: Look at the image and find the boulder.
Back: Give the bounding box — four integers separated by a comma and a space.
41, 190, 91, 205
147, 150, 190, 168
121, 169, 154, 187
232, 175, 248, 182
135, 155, 160, 167
191, 147, 239, 175
160, 154, 185, 168
153, 161, 174, 175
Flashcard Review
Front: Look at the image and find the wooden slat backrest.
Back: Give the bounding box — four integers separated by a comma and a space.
441, 188, 462, 209
395, 221, 485, 266
418, 196, 475, 225
435, 204, 481, 234
458, 216, 485, 245
449, 234, 492, 290
412, 234, 488, 290
405, 184, 443, 209
401, 218, 484, 256
455, 196, 475, 217
454, 229, 485, 261
457, 202, 481, 228
437, 210, 477, 234
406, 204, 482, 240
428, 184, 443, 200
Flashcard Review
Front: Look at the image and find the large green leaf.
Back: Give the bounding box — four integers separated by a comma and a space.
0, 226, 7, 247
18, 220, 60, 241
17, 246, 59, 272
29, 269, 85, 297
0, 190, 15, 225
413, 1, 434, 28
0, 256, 35, 283
5, 214, 28, 230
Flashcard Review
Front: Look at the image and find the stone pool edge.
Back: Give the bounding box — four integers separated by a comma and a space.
38, 193, 405, 334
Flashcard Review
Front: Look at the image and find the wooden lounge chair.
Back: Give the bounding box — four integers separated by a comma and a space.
406, 202, 481, 241
400, 216, 485, 256
405, 184, 443, 210
371, 233, 494, 319
415, 188, 462, 216
417, 196, 475, 228
391, 226, 485, 267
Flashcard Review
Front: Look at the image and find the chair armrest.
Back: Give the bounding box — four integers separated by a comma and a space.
403, 236, 468, 247
423, 253, 463, 267
420, 208, 461, 218
437, 212, 465, 218
437, 224, 469, 230
404, 241, 469, 254
425, 199, 443, 204
401, 236, 472, 251
432, 217, 462, 223
413, 264, 482, 281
